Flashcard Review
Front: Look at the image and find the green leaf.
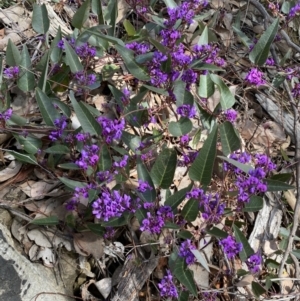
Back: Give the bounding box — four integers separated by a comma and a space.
270, 173, 292, 182
98, 144, 112, 171
45, 145, 70, 154
198, 74, 215, 98
189, 124, 218, 186
105, 0, 117, 36
137, 158, 156, 203
173, 257, 197, 296
232, 25, 252, 48
265, 179, 294, 191
69, 91, 101, 136
165, 183, 193, 210
32, 4, 50, 34
13, 134, 42, 154
31, 216, 59, 225
197, 26, 218, 45
123, 19, 136, 36
210, 74, 235, 110
191, 249, 210, 272
219, 121, 240, 156
169, 117, 193, 137
91, 0, 104, 24
64, 41, 83, 73
35, 87, 60, 126
233, 224, 254, 262
206, 227, 228, 238
177, 230, 193, 239
114, 45, 150, 81
249, 18, 279, 66
59, 177, 86, 189
17, 45, 35, 92
7, 150, 38, 165
58, 163, 81, 170
243, 196, 264, 212
83, 27, 125, 46
103, 214, 129, 227
291, 250, 300, 259
252, 282, 267, 298
50, 26, 62, 63
218, 156, 253, 173
179, 290, 189, 301
163, 0, 177, 8
122, 131, 141, 152
37, 51, 50, 92
87, 223, 105, 236
6, 39, 21, 66
181, 199, 199, 221
142, 84, 169, 96
72, 0, 90, 29
51, 98, 72, 117
150, 148, 177, 188
189, 61, 224, 71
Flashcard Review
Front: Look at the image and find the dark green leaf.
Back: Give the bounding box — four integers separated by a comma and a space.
142, 84, 168, 95
232, 25, 251, 48
31, 216, 59, 225
98, 144, 112, 171
50, 27, 62, 63
219, 121, 240, 156
173, 257, 197, 296
7, 150, 37, 165
137, 158, 156, 203
51, 98, 72, 117
13, 134, 42, 154
58, 163, 81, 170
83, 27, 124, 46
150, 148, 177, 188
45, 145, 70, 154
91, 0, 104, 24
210, 74, 235, 110
252, 282, 267, 298
189, 124, 218, 186
191, 249, 210, 272
59, 177, 86, 189
18, 45, 35, 92
164, 222, 180, 229
148, 37, 168, 54
72, 0, 90, 29
64, 42, 83, 73
206, 227, 228, 238
233, 224, 254, 262
243, 196, 264, 212
179, 290, 189, 301
249, 18, 279, 66
37, 51, 50, 92
181, 199, 199, 221
163, 0, 177, 8
123, 19, 136, 36
197, 26, 218, 45
114, 45, 150, 81
177, 230, 193, 239
198, 74, 215, 98
105, 0, 117, 36
87, 223, 105, 236
6, 39, 21, 66
35, 87, 60, 126
189, 61, 224, 71
165, 183, 193, 210
32, 4, 50, 34
69, 91, 101, 135
265, 179, 294, 191
218, 156, 253, 173
122, 131, 141, 152
169, 117, 193, 136
103, 214, 129, 227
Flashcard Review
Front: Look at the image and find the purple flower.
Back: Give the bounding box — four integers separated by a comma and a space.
245, 68, 266, 86
57, 39, 65, 49
75, 43, 96, 58
113, 155, 129, 168
180, 134, 190, 145
74, 71, 97, 88
224, 109, 237, 123
49, 115, 68, 141
292, 83, 300, 98
158, 270, 178, 299
97, 116, 125, 144
137, 180, 152, 192
76, 144, 99, 170
246, 253, 261, 273
179, 240, 196, 265
0, 108, 13, 121
92, 188, 132, 221
3, 66, 19, 79
289, 2, 300, 18
140, 211, 165, 234
219, 236, 243, 259
176, 104, 196, 118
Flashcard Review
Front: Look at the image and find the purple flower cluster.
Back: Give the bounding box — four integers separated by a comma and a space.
74, 71, 97, 88
97, 116, 125, 144
186, 188, 225, 223
224, 152, 276, 203
292, 83, 300, 98
58, 39, 96, 59
121, 88, 130, 104
140, 206, 174, 234
0, 108, 13, 121
3, 66, 19, 79
219, 235, 243, 259
245, 68, 266, 86
180, 151, 198, 166
125, 42, 150, 55
224, 109, 237, 123
49, 116, 68, 141
180, 134, 190, 145
137, 180, 152, 192
97, 170, 115, 183
65, 184, 95, 210
289, 2, 300, 18
76, 144, 99, 170
92, 188, 132, 221
176, 104, 196, 118
194, 44, 226, 67
178, 239, 196, 265
246, 253, 261, 273
158, 270, 178, 299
